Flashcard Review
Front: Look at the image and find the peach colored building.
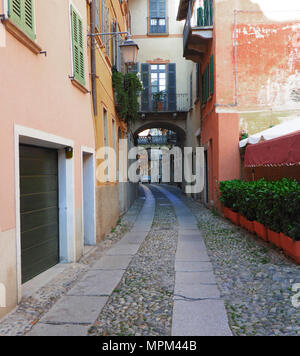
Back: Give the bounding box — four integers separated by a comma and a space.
0, 0, 96, 318
177, 0, 300, 209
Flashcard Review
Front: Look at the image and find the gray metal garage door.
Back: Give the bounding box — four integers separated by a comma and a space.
20, 145, 59, 283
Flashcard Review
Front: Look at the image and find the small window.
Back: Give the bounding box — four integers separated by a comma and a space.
149, 0, 167, 34
8, 0, 36, 40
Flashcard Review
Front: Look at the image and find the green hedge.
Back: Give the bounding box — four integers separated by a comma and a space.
219, 178, 300, 241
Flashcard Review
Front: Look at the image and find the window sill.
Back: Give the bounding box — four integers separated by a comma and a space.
147, 32, 169, 37
2, 18, 41, 55
70, 78, 89, 94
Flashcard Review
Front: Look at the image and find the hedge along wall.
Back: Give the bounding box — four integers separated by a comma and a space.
219, 178, 300, 241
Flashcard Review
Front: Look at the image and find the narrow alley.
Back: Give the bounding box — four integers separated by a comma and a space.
0, 185, 298, 337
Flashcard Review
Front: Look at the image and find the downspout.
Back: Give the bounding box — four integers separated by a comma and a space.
90, 0, 97, 116
233, 9, 238, 106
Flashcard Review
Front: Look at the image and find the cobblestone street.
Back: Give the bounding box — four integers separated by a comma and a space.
0, 185, 299, 336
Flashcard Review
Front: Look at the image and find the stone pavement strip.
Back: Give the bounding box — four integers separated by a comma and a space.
155, 185, 232, 336
27, 185, 155, 336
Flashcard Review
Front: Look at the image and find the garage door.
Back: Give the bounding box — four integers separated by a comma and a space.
20, 145, 59, 284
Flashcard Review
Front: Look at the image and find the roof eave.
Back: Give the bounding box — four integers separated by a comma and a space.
177, 0, 189, 21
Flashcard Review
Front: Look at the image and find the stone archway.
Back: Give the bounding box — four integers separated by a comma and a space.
132, 119, 187, 147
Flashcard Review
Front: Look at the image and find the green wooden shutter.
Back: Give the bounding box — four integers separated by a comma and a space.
196, 63, 200, 98
202, 64, 210, 104
8, 0, 35, 40
209, 54, 214, 96
204, 0, 209, 26
141, 63, 150, 111
202, 70, 205, 104
9, 0, 23, 29
197, 7, 204, 27
205, 65, 209, 101
209, 0, 213, 26
24, 0, 35, 38
71, 6, 85, 86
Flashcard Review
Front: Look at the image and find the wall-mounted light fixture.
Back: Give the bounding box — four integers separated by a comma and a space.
88, 32, 139, 65
65, 147, 73, 159
119, 37, 139, 65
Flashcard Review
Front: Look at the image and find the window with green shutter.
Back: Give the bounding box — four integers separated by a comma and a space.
209, 54, 214, 96
71, 6, 85, 86
201, 55, 214, 106
8, 0, 36, 40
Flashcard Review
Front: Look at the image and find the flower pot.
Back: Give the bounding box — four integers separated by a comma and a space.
240, 215, 254, 233
228, 210, 240, 226
239, 215, 247, 229
247, 220, 255, 234
280, 233, 294, 258
156, 101, 163, 111
223, 207, 231, 220
254, 221, 268, 241
267, 229, 281, 248
292, 241, 300, 264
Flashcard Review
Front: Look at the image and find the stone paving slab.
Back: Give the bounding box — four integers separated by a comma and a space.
172, 299, 232, 336
175, 261, 213, 272
178, 229, 200, 234
175, 281, 220, 299
38, 296, 108, 324
177, 234, 204, 242
91, 255, 132, 270
176, 248, 210, 261
175, 271, 217, 285
177, 240, 206, 250
105, 243, 140, 256
27, 324, 89, 336
130, 226, 152, 233
117, 233, 147, 245
67, 270, 125, 296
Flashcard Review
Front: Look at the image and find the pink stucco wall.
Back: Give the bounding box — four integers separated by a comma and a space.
0, 0, 95, 232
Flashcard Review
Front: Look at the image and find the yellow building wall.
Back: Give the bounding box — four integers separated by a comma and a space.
90, 0, 130, 241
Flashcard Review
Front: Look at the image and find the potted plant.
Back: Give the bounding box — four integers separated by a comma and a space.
268, 229, 281, 248
152, 91, 165, 111
282, 224, 300, 263
219, 180, 240, 226
236, 181, 256, 233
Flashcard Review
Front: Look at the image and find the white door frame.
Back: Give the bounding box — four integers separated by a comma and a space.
81, 146, 96, 247
14, 125, 76, 302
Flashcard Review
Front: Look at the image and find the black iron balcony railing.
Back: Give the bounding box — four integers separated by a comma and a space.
139, 93, 189, 113
137, 135, 177, 146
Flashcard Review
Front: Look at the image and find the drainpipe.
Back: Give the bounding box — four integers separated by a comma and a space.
90, 0, 97, 116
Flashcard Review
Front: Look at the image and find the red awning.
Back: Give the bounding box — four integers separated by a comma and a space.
244, 131, 300, 168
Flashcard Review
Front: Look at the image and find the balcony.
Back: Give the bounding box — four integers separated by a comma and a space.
181, 0, 213, 62
137, 134, 178, 146
138, 93, 189, 114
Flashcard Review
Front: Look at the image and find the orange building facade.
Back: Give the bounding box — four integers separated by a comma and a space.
178, 0, 300, 209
